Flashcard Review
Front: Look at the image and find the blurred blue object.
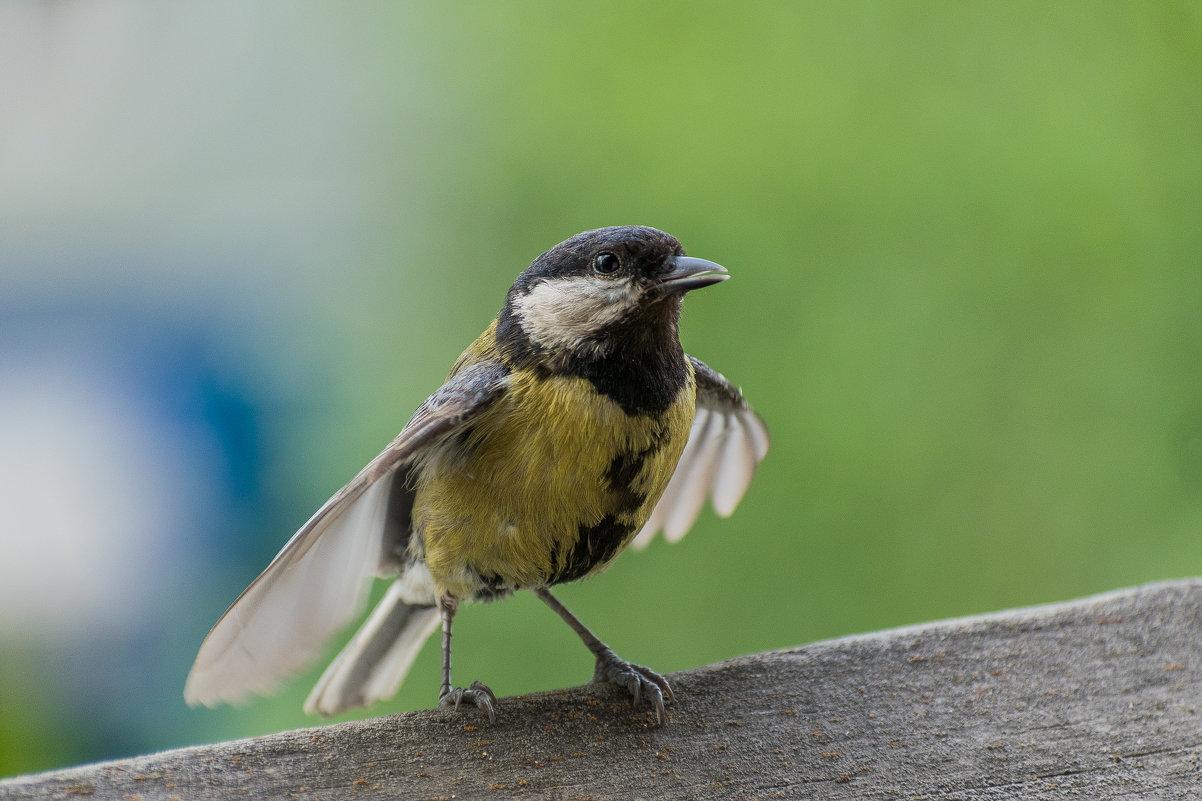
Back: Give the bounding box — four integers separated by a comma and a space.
0, 291, 277, 767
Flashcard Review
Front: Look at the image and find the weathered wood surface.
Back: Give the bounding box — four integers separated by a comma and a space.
4, 579, 1201, 800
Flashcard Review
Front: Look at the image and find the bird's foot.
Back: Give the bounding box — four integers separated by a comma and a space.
592, 648, 675, 726
438, 680, 497, 724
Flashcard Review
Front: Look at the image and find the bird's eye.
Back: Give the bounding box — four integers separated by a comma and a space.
593, 252, 620, 275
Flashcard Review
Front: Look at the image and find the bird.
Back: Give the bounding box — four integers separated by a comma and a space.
184, 225, 768, 726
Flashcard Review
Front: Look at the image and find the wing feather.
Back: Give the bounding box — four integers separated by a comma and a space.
632, 357, 768, 550
634, 408, 709, 545
663, 410, 726, 541
184, 360, 508, 707
712, 415, 757, 516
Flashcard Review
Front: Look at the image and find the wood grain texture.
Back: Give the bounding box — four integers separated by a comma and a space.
4, 579, 1201, 800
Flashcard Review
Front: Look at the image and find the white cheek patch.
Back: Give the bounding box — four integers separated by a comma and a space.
514, 276, 639, 351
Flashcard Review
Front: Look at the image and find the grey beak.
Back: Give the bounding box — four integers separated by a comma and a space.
659, 256, 729, 294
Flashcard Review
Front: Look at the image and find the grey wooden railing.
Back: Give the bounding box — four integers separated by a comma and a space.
3, 579, 1200, 799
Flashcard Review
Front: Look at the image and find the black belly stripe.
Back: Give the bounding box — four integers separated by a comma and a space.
466, 567, 513, 602
603, 450, 650, 514
551, 438, 667, 584
554, 514, 634, 584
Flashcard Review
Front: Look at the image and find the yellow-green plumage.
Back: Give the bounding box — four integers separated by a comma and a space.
416, 320, 696, 598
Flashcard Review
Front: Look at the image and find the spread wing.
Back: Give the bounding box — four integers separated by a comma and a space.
184, 360, 509, 707
632, 356, 769, 549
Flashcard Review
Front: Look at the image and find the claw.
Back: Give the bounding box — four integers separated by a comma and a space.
632, 663, 675, 704
532, 589, 676, 726
593, 651, 674, 726
438, 680, 497, 724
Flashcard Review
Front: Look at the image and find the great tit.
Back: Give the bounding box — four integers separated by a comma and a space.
184, 225, 768, 726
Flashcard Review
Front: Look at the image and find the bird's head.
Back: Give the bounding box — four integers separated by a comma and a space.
498, 226, 727, 363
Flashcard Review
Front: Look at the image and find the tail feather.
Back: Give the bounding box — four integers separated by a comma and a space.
304, 580, 441, 716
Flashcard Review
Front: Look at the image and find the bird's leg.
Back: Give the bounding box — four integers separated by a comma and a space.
534, 587, 674, 726
436, 593, 496, 723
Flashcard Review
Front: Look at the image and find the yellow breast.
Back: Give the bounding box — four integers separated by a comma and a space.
414, 367, 695, 599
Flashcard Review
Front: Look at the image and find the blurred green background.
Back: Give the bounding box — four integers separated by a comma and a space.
3, 0, 1201, 778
